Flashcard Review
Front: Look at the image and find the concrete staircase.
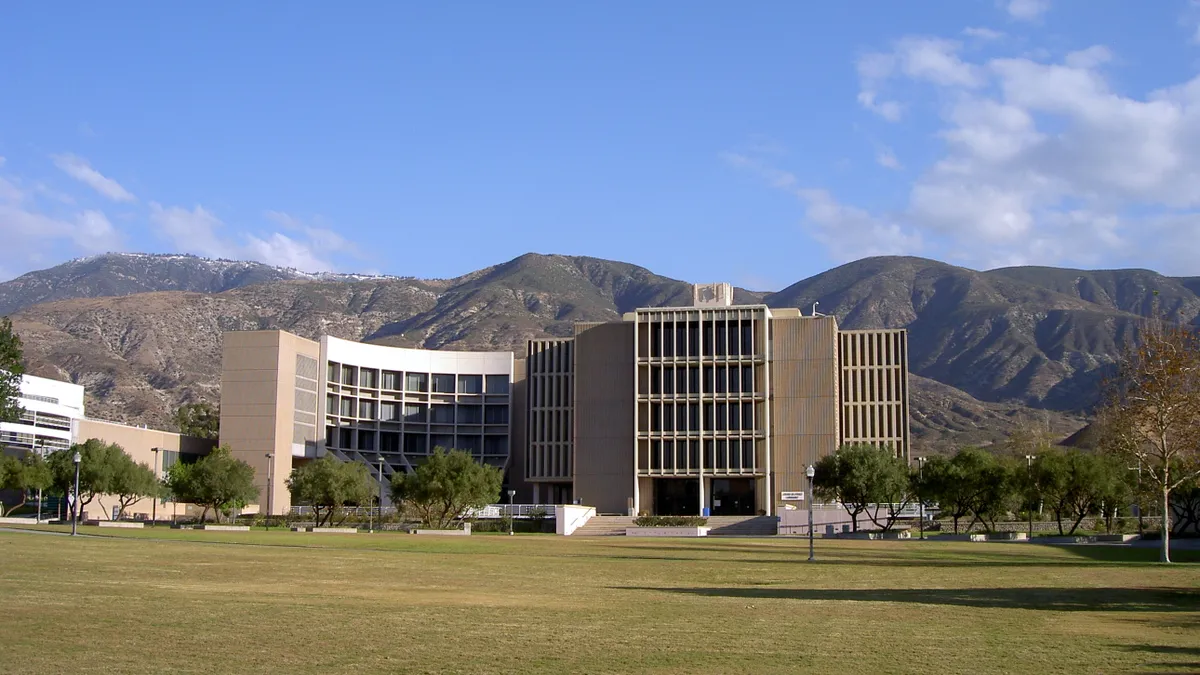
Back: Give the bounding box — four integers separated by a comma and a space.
706, 515, 778, 536
571, 515, 636, 536
569, 515, 778, 536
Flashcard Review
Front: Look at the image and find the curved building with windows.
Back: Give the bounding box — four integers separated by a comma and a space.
219, 332, 521, 514
221, 282, 909, 518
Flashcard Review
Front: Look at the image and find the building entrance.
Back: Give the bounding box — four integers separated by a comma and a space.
653, 478, 700, 516
710, 478, 756, 515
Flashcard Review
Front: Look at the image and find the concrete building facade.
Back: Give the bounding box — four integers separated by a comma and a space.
218, 285, 909, 517
0, 374, 85, 455
527, 288, 910, 517
220, 332, 523, 514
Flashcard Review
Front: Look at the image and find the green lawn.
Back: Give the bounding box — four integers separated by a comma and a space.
0, 527, 1197, 674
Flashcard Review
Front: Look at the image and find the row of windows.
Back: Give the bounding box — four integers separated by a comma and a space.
640, 319, 758, 358
643, 402, 758, 433
328, 396, 509, 425
641, 439, 758, 472
839, 331, 906, 368
326, 427, 508, 455
16, 409, 73, 431
841, 403, 905, 442
841, 366, 905, 404
327, 362, 509, 395
642, 365, 758, 396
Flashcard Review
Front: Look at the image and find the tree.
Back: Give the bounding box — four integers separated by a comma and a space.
172, 402, 220, 440
0, 453, 52, 516
47, 439, 127, 520
390, 448, 502, 529
0, 316, 24, 423
920, 448, 1016, 534
164, 444, 258, 522
1098, 320, 1200, 563
286, 455, 374, 527
1170, 480, 1200, 536
812, 443, 911, 532
109, 458, 159, 519
1030, 449, 1126, 535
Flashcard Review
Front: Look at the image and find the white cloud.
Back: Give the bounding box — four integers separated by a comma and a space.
0, 176, 124, 279
857, 38, 982, 120
723, 153, 922, 262
148, 204, 354, 272
52, 154, 135, 202
876, 148, 902, 170
1004, 0, 1050, 21
963, 27, 1005, 41
734, 30, 1200, 274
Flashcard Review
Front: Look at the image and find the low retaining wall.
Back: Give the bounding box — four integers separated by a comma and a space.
413, 528, 470, 536
84, 520, 144, 529
291, 527, 359, 534
193, 525, 250, 532
834, 530, 911, 540
626, 527, 710, 537
0, 517, 48, 525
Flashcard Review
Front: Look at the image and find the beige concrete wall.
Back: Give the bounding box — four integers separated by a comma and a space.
769, 316, 840, 510
219, 330, 320, 514
73, 418, 215, 520
838, 329, 910, 461
573, 321, 635, 514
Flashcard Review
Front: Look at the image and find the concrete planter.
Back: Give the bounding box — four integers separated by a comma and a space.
938, 534, 988, 542
84, 520, 144, 529
193, 525, 251, 531
1094, 534, 1138, 542
0, 517, 48, 525
1036, 535, 1094, 544
414, 528, 470, 536
291, 527, 359, 534
986, 532, 1028, 541
625, 526, 710, 537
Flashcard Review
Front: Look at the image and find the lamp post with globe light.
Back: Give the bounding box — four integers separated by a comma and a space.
806, 464, 815, 562
71, 451, 81, 536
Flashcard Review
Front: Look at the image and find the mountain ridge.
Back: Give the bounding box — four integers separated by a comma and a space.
8, 251, 1193, 453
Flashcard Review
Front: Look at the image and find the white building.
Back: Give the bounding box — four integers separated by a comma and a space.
0, 374, 86, 455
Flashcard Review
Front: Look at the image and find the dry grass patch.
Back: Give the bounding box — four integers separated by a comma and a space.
0, 528, 1197, 674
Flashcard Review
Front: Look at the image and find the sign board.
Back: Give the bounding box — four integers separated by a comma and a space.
781, 491, 805, 501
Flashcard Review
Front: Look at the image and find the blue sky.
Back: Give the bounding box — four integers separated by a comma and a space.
3, 1, 1200, 289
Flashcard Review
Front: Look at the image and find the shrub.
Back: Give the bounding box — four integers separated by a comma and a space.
633, 515, 708, 527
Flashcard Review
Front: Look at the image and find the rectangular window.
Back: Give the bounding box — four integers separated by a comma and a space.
458, 374, 483, 394
380, 402, 399, 421
432, 374, 456, 393
381, 370, 400, 391
339, 397, 353, 417
484, 436, 508, 455
380, 432, 400, 453
485, 375, 509, 394
357, 430, 376, 451
403, 432, 427, 455
327, 362, 339, 383
360, 369, 377, 389
430, 404, 455, 424
431, 434, 454, 452
457, 404, 482, 424
358, 400, 376, 420
484, 405, 509, 424
325, 426, 335, 447
326, 394, 337, 415
456, 435, 482, 455
339, 428, 353, 449
404, 403, 427, 424
405, 372, 428, 392
342, 366, 357, 386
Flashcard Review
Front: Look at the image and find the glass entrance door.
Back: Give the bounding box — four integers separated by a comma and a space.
710, 478, 755, 515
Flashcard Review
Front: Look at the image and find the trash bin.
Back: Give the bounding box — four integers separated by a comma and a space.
702, 507, 711, 517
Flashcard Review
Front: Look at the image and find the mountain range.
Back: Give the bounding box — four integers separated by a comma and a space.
5, 252, 1195, 453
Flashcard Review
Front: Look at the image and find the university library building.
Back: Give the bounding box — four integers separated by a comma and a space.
220, 283, 910, 518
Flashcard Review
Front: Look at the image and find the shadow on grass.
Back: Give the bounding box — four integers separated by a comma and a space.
1119, 644, 1200, 673
616, 586, 1200, 612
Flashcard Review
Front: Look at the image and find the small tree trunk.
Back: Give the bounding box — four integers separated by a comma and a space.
1068, 511, 1086, 535
953, 515, 960, 534
3, 495, 27, 517
1161, 484, 1172, 564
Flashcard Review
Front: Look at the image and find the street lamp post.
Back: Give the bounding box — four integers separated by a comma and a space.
507, 489, 516, 536
71, 451, 81, 536
35, 439, 45, 524
151, 448, 160, 526
806, 465, 815, 562
916, 457, 926, 540
1025, 454, 1037, 541
265, 453, 274, 529
376, 456, 385, 533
